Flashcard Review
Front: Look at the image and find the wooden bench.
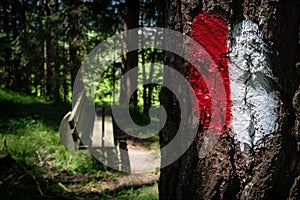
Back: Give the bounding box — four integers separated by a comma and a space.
90, 106, 117, 167
92, 107, 115, 147
59, 93, 115, 153
59, 92, 86, 150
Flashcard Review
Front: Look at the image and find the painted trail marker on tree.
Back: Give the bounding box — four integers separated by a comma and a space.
229, 20, 279, 150
190, 14, 279, 151
189, 12, 231, 133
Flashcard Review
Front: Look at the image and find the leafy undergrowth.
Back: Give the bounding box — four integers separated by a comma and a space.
0, 87, 158, 199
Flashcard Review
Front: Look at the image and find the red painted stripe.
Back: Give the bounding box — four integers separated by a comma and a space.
189, 12, 231, 132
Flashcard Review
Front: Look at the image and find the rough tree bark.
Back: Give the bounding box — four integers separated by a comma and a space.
159, 0, 300, 199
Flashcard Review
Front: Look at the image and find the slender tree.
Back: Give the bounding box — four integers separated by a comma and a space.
120, 0, 139, 108
0, 0, 13, 89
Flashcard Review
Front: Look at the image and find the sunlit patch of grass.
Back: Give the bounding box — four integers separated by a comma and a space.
53, 149, 98, 174
0, 117, 98, 175
113, 184, 158, 200
0, 88, 99, 175
0, 87, 71, 130
0, 86, 47, 104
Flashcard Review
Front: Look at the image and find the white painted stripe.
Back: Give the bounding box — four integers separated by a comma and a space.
229, 20, 279, 151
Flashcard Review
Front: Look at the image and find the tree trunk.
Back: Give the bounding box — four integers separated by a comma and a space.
159, 0, 300, 199
120, 0, 139, 108
62, 34, 68, 103
116, 0, 140, 172
141, 27, 147, 114
2, 0, 13, 90
52, 0, 61, 104
43, 0, 49, 98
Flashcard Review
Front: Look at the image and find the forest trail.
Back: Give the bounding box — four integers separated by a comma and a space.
92, 112, 160, 173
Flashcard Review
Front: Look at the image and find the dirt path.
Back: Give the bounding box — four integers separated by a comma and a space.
126, 139, 161, 173
94, 115, 161, 173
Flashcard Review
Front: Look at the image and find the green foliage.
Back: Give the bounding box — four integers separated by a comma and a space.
0, 87, 70, 129
0, 118, 98, 175
0, 88, 93, 174
0, 0, 162, 109
0, 87, 47, 104
0, 0, 120, 102
0, 0, 162, 197
0, 88, 159, 199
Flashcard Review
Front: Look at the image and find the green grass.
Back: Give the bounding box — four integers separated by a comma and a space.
0, 87, 94, 174
113, 184, 158, 200
0, 87, 71, 129
78, 183, 159, 200
0, 87, 159, 199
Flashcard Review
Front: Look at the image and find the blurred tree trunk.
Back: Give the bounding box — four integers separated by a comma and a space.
141, 25, 147, 113
20, 0, 31, 95
159, 0, 300, 199
62, 33, 68, 103
43, 0, 49, 97
147, 49, 156, 113
2, 0, 13, 90
117, 0, 140, 172
120, 0, 139, 108
51, 0, 61, 104
66, 0, 81, 92
11, 0, 22, 92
